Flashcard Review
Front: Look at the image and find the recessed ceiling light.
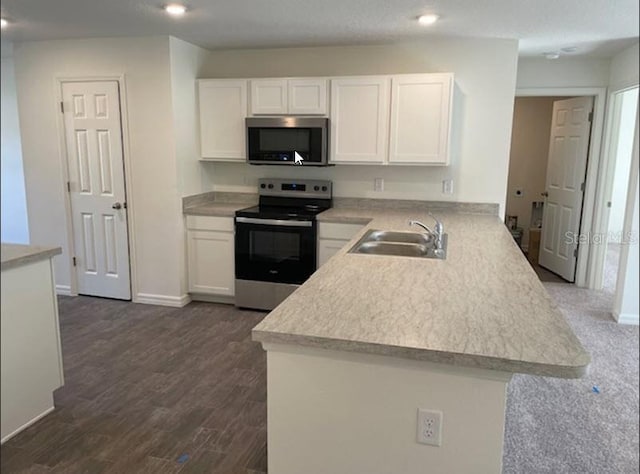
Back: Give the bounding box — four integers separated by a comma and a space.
543, 52, 560, 60
0, 18, 8, 29
164, 4, 187, 16
418, 14, 440, 25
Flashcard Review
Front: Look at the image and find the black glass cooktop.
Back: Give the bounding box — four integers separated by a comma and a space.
236, 204, 326, 221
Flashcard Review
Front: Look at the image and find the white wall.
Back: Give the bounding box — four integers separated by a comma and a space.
610, 42, 639, 324
608, 88, 639, 240
609, 42, 640, 91
1, 42, 29, 244
13, 37, 185, 302
168, 37, 210, 296
614, 179, 639, 324
201, 39, 519, 214
169, 37, 211, 197
516, 58, 611, 89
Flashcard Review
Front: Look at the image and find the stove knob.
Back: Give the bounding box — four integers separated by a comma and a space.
321, 186, 327, 192
314, 185, 320, 191
260, 183, 266, 189
268, 184, 274, 189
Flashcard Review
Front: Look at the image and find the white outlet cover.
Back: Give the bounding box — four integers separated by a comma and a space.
442, 179, 453, 195
417, 408, 443, 446
374, 178, 384, 192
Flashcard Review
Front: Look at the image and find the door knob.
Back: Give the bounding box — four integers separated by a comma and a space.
541, 192, 549, 197
112, 202, 123, 210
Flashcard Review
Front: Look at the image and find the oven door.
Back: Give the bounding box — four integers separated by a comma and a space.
235, 217, 317, 284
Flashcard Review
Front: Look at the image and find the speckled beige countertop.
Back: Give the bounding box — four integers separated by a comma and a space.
253, 208, 590, 378
184, 201, 253, 217
1, 244, 62, 271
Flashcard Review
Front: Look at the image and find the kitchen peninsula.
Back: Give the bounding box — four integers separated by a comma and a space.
1, 244, 65, 443
252, 204, 590, 474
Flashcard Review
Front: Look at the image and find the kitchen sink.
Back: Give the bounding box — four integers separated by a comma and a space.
361, 230, 434, 245
349, 229, 447, 259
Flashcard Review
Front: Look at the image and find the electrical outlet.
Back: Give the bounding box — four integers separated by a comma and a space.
442, 179, 453, 195
374, 178, 384, 192
417, 409, 443, 446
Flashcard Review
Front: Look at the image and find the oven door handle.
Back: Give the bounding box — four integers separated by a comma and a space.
235, 217, 313, 228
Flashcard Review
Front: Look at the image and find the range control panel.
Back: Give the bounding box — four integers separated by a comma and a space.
258, 178, 332, 199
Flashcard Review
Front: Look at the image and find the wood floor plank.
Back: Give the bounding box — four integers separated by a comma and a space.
1, 296, 268, 474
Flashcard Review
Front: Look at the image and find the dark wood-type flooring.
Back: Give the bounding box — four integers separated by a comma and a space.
1, 296, 268, 474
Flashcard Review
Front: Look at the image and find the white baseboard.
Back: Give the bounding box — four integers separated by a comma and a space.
615, 312, 640, 325
134, 293, 191, 308
55, 284, 72, 296
1, 406, 55, 445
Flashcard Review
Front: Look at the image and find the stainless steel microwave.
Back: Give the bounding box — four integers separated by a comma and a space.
246, 117, 329, 166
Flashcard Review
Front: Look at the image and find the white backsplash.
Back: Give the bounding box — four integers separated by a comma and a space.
201, 162, 457, 201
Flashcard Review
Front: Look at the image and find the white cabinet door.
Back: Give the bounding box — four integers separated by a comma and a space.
318, 239, 349, 268
187, 228, 235, 296
198, 80, 247, 161
330, 77, 391, 163
389, 74, 453, 165
288, 79, 327, 115
317, 222, 366, 267
250, 79, 288, 115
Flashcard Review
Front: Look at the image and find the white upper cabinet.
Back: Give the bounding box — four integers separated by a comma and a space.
250, 78, 327, 115
330, 76, 391, 164
250, 79, 288, 115
389, 74, 453, 165
197, 73, 454, 165
288, 79, 327, 115
198, 79, 247, 161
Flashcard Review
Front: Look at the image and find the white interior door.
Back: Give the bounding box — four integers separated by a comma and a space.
62, 81, 131, 299
539, 96, 594, 282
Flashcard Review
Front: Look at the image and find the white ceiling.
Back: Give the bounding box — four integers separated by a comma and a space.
1, 0, 638, 57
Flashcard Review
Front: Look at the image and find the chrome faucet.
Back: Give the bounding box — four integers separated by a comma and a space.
409, 214, 444, 249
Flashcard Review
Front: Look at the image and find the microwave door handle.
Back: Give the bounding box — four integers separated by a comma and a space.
235, 217, 313, 228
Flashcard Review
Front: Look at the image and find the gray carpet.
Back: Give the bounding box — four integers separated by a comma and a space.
503, 283, 639, 473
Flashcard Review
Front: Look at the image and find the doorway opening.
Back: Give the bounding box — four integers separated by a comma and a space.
600, 86, 639, 295
506, 95, 594, 283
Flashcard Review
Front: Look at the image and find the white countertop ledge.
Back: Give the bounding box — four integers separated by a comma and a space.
252, 208, 590, 379
1, 244, 62, 271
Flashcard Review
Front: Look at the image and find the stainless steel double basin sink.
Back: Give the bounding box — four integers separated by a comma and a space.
349, 229, 447, 260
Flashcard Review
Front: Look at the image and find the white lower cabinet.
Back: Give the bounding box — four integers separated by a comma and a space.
317, 222, 366, 268
186, 216, 235, 298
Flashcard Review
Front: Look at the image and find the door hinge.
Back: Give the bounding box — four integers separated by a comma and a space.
607, 201, 612, 208
60, 101, 64, 113
72, 257, 77, 267
573, 249, 578, 258
588, 111, 593, 122
580, 182, 585, 192
67, 181, 71, 192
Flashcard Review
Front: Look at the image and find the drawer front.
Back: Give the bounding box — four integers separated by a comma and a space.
318, 222, 365, 240
186, 215, 234, 232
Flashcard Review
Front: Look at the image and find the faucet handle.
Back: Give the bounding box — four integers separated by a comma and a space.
427, 213, 444, 234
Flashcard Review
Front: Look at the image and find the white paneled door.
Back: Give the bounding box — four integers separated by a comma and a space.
62, 81, 131, 299
539, 96, 594, 282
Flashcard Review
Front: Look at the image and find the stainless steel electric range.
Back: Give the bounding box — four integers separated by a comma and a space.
234, 178, 332, 311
